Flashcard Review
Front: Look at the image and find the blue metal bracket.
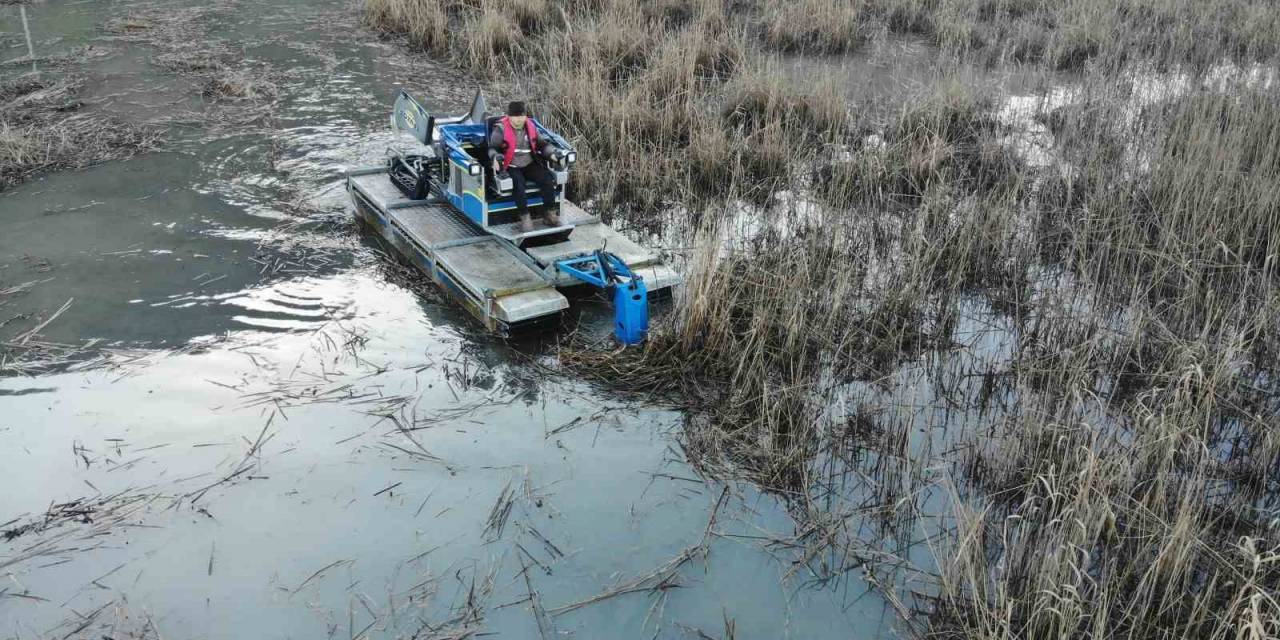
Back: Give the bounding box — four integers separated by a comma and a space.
556, 251, 649, 345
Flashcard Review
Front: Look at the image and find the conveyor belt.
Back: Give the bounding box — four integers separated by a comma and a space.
389, 204, 483, 247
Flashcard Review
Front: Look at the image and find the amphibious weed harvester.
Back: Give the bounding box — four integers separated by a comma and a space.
346, 91, 678, 344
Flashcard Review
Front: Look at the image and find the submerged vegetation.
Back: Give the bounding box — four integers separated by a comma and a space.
386, 0, 1280, 636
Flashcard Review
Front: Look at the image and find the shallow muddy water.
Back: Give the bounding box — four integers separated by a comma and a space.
1, 1, 905, 637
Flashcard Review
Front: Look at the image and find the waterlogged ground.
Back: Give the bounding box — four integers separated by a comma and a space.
0, 1, 908, 637
3, 0, 1191, 636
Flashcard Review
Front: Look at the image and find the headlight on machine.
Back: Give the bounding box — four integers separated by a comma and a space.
566, 151, 577, 164
468, 162, 481, 176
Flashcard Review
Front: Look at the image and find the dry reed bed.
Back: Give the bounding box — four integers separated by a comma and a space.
365, 0, 1280, 637
366, 0, 1280, 72
747, 0, 1280, 71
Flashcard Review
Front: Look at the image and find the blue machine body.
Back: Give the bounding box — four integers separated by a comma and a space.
389, 90, 651, 344
435, 118, 576, 229
556, 251, 649, 345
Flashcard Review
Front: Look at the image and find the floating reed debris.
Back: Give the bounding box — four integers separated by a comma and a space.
0, 74, 160, 191
2, 493, 133, 542
0, 490, 161, 573
105, 3, 282, 112
549, 487, 727, 615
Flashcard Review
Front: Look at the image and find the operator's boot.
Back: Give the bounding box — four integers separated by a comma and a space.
519, 212, 534, 233
543, 206, 562, 227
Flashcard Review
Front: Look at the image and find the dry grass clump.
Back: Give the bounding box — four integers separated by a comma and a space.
816, 81, 1020, 212
758, 0, 872, 54
926, 71, 1280, 631
491, 0, 556, 35
562, 212, 928, 486
201, 68, 280, 102
642, 19, 742, 94
574, 66, 1280, 640
642, 0, 703, 29
893, 96, 1000, 195
0, 74, 159, 191
368, 0, 1280, 72
722, 68, 847, 136
537, 5, 757, 212
454, 2, 522, 75
1032, 80, 1280, 333
364, 0, 449, 53
1131, 90, 1280, 270
744, 0, 1280, 70
922, 0, 1280, 70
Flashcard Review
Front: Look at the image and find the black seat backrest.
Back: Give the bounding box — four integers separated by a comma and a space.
483, 116, 502, 158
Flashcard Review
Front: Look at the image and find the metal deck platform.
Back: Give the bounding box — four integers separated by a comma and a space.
346, 166, 678, 333
487, 203, 595, 244
348, 169, 566, 331
520, 202, 681, 291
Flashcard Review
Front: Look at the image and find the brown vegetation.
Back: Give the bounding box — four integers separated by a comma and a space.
0, 74, 159, 191
366, 0, 1280, 637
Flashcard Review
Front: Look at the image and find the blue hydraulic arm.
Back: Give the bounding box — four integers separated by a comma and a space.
556, 251, 649, 345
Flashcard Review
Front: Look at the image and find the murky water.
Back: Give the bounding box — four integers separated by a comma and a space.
1, 1, 898, 637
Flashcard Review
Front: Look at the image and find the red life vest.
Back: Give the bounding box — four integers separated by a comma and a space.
500, 116, 538, 170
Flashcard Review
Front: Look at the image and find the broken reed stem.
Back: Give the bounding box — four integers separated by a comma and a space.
20, 5, 37, 73
548, 487, 728, 615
